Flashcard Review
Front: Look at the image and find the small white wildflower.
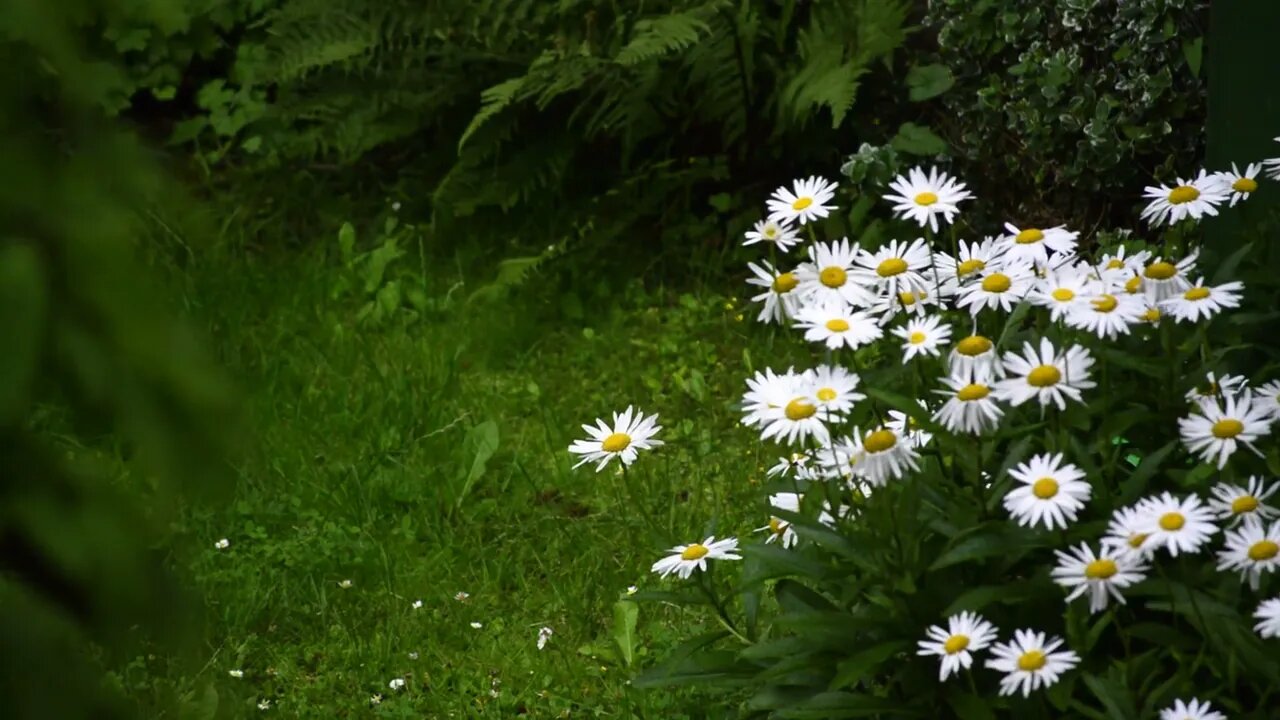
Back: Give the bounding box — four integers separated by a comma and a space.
411, 599, 423, 609
470, 621, 483, 629
214, 538, 230, 550
228, 669, 244, 679
537, 626, 554, 650
370, 694, 383, 705
408, 651, 419, 660
257, 699, 271, 711
626, 585, 638, 595
389, 677, 405, 691
338, 579, 353, 589
454, 591, 470, 602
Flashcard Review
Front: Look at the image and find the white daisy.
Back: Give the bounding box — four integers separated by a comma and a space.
885, 405, 934, 449
851, 238, 935, 298
746, 261, 803, 324
1003, 452, 1092, 530
756, 492, 802, 549
1138, 252, 1198, 303
1217, 517, 1280, 589
1101, 503, 1160, 561
883, 166, 973, 232
568, 407, 664, 472
754, 372, 831, 446
743, 218, 800, 251
955, 262, 1035, 315
1064, 289, 1146, 339
985, 629, 1079, 697
891, 315, 952, 362
1254, 379, 1280, 422
1158, 698, 1226, 720
1138, 492, 1219, 556
1212, 162, 1262, 207
932, 374, 1003, 435
1140, 171, 1229, 226
1160, 278, 1244, 323
1051, 543, 1147, 613
916, 612, 998, 681
1185, 372, 1250, 409
767, 176, 838, 225
1208, 476, 1280, 525
1095, 246, 1151, 281
1255, 596, 1280, 638
809, 364, 865, 419
651, 536, 741, 579
868, 287, 941, 323
993, 339, 1095, 410
796, 238, 875, 308
1030, 267, 1096, 321
849, 425, 920, 486
794, 302, 883, 351
998, 223, 1079, 269
948, 334, 1004, 382
934, 237, 1006, 289
1178, 391, 1271, 469
767, 452, 814, 479
742, 367, 798, 429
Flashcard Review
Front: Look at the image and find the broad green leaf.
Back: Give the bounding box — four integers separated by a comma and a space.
1118, 441, 1175, 503
906, 63, 954, 101
1181, 37, 1203, 77
337, 221, 356, 261
0, 243, 46, 425
774, 579, 837, 613
946, 690, 996, 720
827, 640, 907, 691
891, 122, 948, 156
456, 420, 500, 507
612, 600, 639, 667
929, 524, 1039, 571
1081, 672, 1137, 720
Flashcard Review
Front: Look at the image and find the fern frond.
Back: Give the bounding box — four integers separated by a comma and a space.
614, 10, 713, 66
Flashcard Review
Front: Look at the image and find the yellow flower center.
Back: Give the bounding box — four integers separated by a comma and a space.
1212, 419, 1244, 439
1015, 228, 1045, 245
981, 273, 1012, 293
768, 517, 787, 535
825, 318, 850, 332
1091, 294, 1118, 313
772, 272, 799, 293
1233, 177, 1258, 193
792, 196, 814, 211
1017, 650, 1046, 672
602, 433, 632, 453
909, 331, 926, 345
898, 291, 919, 306
1248, 540, 1279, 562
952, 259, 984, 278
956, 383, 990, 402
863, 429, 898, 453
817, 387, 838, 402
680, 544, 709, 561
764, 226, 778, 238
956, 335, 992, 357
915, 192, 938, 206
1106, 258, 1125, 270
1128, 533, 1149, 549
1184, 287, 1211, 301
1125, 276, 1143, 294
1027, 365, 1062, 387
1051, 288, 1076, 302
785, 398, 817, 421
820, 266, 847, 288
1141, 308, 1161, 323
1168, 185, 1200, 204
1232, 495, 1260, 514
877, 258, 909, 277
1159, 512, 1185, 531
1144, 261, 1177, 280
1085, 559, 1118, 579
943, 635, 970, 654
1032, 478, 1059, 499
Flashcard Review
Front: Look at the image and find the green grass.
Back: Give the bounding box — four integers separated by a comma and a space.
104, 242, 802, 718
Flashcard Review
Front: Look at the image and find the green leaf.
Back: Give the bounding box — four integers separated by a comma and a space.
456, 420, 500, 507
612, 600, 639, 667
946, 689, 996, 720
774, 578, 837, 613
1081, 672, 1137, 720
1118, 441, 1175, 504
1212, 241, 1253, 284
891, 122, 948, 156
777, 691, 925, 718
1181, 37, 1203, 77
827, 640, 907, 691
930, 524, 1040, 571
631, 644, 748, 689
0, 243, 46, 425
906, 63, 954, 101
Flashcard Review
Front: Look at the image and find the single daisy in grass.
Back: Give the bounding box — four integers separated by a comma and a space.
1255, 596, 1280, 638
741, 367, 798, 429
808, 364, 865, 419
932, 374, 1003, 435
796, 238, 875, 308
1003, 452, 1092, 530
1158, 698, 1226, 720
794, 302, 883, 351
743, 218, 800, 251
767, 176, 837, 226
948, 333, 1004, 382
1185, 372, 1249, 410
1030, 267, 1096, 321
1217, 517, 1280, 589
885, 404, 934, 449
851, 238, 934, 298
849, 425, 920, 486
745, 260, 802, 324
916, 611, 997, 681
1139, 170, 1228, 227
955, 262, 1035, 315
755, 493, 801, 549
1139, 252, 1198, 302
993, 338, 1095, 410
755, 373, 831, 446
1101, 503, 1160, 561
1138, 492, 1219, 556
892, 315, 952, 362
985, 629, 1079, 697
568, 406, 663, 472
1095, 246, 1152, 281
883, 166, 973, 232
998, 223, 1079, 269
1178, 390, 1271, 469
1254, 379, 1280, 422
1050, 543, 1147, 614
1064, 287, 1146, 339
1208, 476, 1279, 525
1213, 162, 1262, 207
1160, 277, 1244, 323
651, 536, 740, 579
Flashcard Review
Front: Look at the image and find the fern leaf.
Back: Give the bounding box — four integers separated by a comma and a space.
615, 11, 712, 66
458, 75, 527, 150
